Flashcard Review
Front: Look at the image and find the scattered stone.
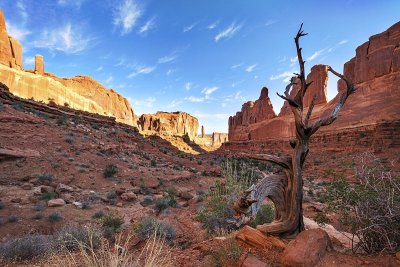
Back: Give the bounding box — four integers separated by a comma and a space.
47, 199, 66, 207
131, 186, 141, 194
179, 190, 194, 200
242, 255, 268, 267
56, 183, 74, 193
73, 201, 82, 208
32, 186, 42, 196
61, 193, 74, 204
121, 192, 137, 202
281, 229, 333, 267
11, 198, 21, 203
41, 185, 55, 193
21, 183, 32, 190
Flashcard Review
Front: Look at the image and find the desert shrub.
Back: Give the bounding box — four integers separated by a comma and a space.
197, 158, 259, 234
57, 115, 68, 126
65, 133, 75, 144
135, 217, 176, 243
93, 210, 105, 219
101, 211, 124, 231
314, 212, 331, 226
12, 101, 24, 111
81, 201, 91, 209
210, 238, 243, 267
141, 195, 154, 206
106, 191, 117, 200
40, 191, 58, 200
0, 235, 54, 261
321, 153, 400, 254
8, 215, 17, 223
0, 100, 4, 112
0, 202, 4, 210
38, 173, 55, 182
155, 190, 177, 212
48, 212, 62, 223
150, 159, 157, 167
33, 202, 45, 211
249, 203, 275, 228
55, 224, 102, 251
32, 212, 43, 220
103, 164, 118, 178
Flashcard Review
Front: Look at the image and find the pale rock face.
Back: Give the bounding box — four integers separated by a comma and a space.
228, 21, 400, 142
35, 54, 44, 74
138, 111, 199, 139
0, 9, 16, 68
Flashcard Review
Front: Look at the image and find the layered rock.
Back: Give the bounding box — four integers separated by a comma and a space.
0, 9, 137, 127
228, 21, 400, 142
138, 112, 199, 139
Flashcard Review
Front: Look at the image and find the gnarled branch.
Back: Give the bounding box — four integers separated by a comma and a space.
234, 152, 291, 169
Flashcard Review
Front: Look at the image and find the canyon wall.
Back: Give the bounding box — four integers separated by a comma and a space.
228, 21, 400, 143
138, 112, 199, 140
0, 9, 137, 127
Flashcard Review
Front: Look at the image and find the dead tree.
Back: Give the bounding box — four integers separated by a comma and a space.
232, 24, 356, 236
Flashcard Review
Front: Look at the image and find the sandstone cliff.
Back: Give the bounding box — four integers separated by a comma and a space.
138, 112, 199, 140
0, 9, 137, 127
228, 21, 400, 142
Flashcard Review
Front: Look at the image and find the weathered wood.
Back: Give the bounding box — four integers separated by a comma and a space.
233, 24, 356, 237
236, 226, 286, 251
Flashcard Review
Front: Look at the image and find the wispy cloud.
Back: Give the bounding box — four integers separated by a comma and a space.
23, 56, 35, 67
201, 86, 219, 98
208, 21, 219, 29
185, 96, 204, 103
306, 48, 326, 61
270, 71, 295, 83
113, 0, 142, 35
338, 39, 348, 45
105, 76, 113, 84
183, 22, 197, 33
167, 100, 182, 108
128, 65, 156, 78
166, 69, 175, 76
265, 19, 277, 26
231, 63, 243, 69
33, 23, 93, 54
138, 17, 156, 34
245, 64, 257, 72
158, 52, 177, 64
5, 21, 30, 41
96, 66, 103, 72
16, 1, 28, 21
215, 22, 243, 42
290, 56, 298, 67
58, 0, 87, 8
134, 97, 156, 107
185, 82, 193, 90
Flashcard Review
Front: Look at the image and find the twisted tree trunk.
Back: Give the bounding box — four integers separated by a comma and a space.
233, 24, 356, 237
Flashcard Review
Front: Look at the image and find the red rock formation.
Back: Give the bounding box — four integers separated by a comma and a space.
229, 87, 276, 140
0, 9, 137, 127
35, 54, 44, 74
138, 112, 199, 139
228, 21, 400, 142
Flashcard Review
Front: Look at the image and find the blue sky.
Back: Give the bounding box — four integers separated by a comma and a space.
1, 0, 399, 133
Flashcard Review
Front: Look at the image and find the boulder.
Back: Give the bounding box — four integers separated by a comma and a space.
47, 198, 66, 207
56, 183, 74, 193
73, 201, 83, 208
41, 185, 55, 193
179, 190, 194, 200
242, 255, 268, 267
120, 192, 137, 202
281, 229, 333, 267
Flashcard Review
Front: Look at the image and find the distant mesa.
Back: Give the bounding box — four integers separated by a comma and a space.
0, 9, 137, 127
229, 21, 400, 142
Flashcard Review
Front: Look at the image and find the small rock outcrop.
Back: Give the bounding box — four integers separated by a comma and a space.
35, 54, 44, 74
138, 111, 199, 140
0, 10, 22, 69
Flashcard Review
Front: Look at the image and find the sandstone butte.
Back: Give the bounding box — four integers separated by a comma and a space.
228, 21, 400, 142
0, 9, 137, 127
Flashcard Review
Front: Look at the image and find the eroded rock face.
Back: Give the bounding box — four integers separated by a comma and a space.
138, 112, 199, 139
228, 21, 400, 142
0, 9, 137, 127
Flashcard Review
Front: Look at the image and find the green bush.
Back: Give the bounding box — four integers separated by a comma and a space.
321, 153, 400, 254
40, 192, 58, 200
0, 235, 54, 261
8, 215, 17, 223
210, 239, 243, 266
38, 174, 55, 182
48, 212, 62, 223
92, 210, 105, 219
103, 164, 118, 178
249, 203, 275, 228
101, 211, 124, 231
135, 217, 176, 243
155, 189, 177, 212
57, 115, 68, 126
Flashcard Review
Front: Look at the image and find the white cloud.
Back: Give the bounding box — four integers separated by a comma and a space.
306, 48, 326, 61
134, 97, 156, 107
113, 0, 142, 35
279, 56, 286, 63
33, 23, 93, 54
265, 19, 277, 26
166, 69, 175, 76
105, 76, 113, 84
290, 56, 297, 67
245, 64, 257, 72
338, 39, 348, 45
139, 17, 156, 34
158, 53, 177, 64
270, 71, 295, 83
5, 21, 30, 41
183, 22, 197, 33
23, 56, 35, 67
208, 21, 219, 29
16, 1, 28, 21
185, 82, 193, 90
58, 0, 87, 8
96, 66, 103, 72
201, 86, 219, 98
128, 65, 156, 78
215, 22, 243, 42
231, 63, 243, 69
185, 96, 204, 103
167, 100, 182, 108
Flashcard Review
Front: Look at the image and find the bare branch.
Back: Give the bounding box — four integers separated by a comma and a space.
304, 94, 317, 127
277, 77, 299, 108
234, 153, 291, 169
